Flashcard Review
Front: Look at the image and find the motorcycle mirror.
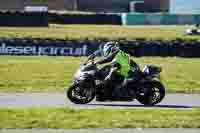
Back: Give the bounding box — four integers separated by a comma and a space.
88, 54, 95, 60
91, 57, 95, 64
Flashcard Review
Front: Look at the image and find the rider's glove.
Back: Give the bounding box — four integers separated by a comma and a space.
94, 61, 98, 65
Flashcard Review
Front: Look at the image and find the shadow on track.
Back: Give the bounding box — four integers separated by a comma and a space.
87, 103, 195, 109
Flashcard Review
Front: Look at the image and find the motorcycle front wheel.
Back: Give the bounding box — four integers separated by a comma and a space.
67, 84, 95, 104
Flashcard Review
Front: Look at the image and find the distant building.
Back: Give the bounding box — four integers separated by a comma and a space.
78, 0, 140, 12
0, 0, 169, 13
78, 0, 169, 12
0, 0, 76, 11
0, 0, 24, 11
144, 0, 169, 12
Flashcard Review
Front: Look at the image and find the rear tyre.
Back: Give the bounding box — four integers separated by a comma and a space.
136, 81, 165, 105
67, 84, 95, 104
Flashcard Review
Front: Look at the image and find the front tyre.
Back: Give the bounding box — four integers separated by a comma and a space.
136, 81, 165, 105
67, 84, 95, 104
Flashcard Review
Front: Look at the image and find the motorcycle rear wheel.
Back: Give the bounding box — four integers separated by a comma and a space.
136, 81, 165, 105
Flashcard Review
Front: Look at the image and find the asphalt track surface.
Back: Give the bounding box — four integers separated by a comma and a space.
0, 93, 200, 109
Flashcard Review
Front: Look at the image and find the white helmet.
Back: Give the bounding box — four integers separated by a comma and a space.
103, 42, 118, 57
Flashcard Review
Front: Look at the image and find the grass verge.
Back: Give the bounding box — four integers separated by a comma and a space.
0, 56, 200, 93
0, 25, 200, 41
0, 108, 199, 128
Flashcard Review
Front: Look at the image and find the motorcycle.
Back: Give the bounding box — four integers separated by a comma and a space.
67, 52, 166, 105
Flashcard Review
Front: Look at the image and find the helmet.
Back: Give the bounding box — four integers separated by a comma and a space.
103, 42, 118, 57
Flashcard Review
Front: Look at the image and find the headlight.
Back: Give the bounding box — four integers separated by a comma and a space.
74, 70, 95, 81
74, 70, 85, 80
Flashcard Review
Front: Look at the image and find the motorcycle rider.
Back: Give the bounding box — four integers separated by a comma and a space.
94, 42, 137, 98
191, 24, 200, 34
186, 23, 200, 35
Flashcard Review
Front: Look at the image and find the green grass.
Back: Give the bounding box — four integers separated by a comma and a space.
0, 56, 200, 93
0, 108, 199, 128
0, 25, 200, 40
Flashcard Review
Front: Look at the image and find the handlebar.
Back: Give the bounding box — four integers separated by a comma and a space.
83, 54, 96, 66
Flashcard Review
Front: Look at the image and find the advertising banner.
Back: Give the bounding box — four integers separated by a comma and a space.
1, 39, 200, 57
0, 39, 100, 56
